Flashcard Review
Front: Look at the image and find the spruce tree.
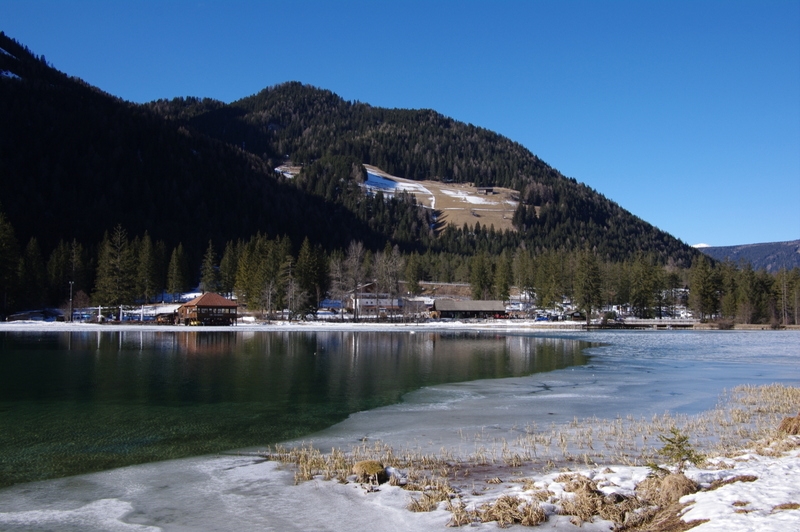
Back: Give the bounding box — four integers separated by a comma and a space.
0, 208, 19, 315
469, 251, 492, 300
199, 240, 220, 294
218, 240, 238, 298
689, 254, 719, 321
93, 225, 135, 306
493, 250, 512, 302
404, 251, 422, 297
136, 232, 158, 303
575, 249, 601, 322
167, 243, 189, 300
18, 238, 47, 310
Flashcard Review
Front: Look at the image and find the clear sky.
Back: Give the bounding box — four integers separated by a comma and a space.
3, 0, 799, 247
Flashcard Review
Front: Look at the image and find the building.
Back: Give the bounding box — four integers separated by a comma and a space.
431, 299, 507, 319
346, 283, 403, 318
177, 293, 238, 326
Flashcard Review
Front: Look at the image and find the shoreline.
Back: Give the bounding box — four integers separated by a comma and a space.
1, 320, 798, 333
1, 383, 797, 531
1, 325, 797, 530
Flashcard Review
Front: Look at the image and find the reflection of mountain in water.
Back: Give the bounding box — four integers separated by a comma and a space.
0, 331, 591, 488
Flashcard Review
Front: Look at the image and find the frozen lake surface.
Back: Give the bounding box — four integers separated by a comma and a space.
0, 329, 797, 531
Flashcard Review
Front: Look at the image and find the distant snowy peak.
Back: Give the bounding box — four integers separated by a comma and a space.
699, 239, 800, 271
692, 243, 711, 249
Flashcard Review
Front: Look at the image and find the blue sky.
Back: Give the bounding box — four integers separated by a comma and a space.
3, 0, 799, 247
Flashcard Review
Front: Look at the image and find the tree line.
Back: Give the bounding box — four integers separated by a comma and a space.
2, 211, 797, 325
3, 33, 697, 276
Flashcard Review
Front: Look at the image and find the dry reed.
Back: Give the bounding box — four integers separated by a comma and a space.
259, 384, 799, 528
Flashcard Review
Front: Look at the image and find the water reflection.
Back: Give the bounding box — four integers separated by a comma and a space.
0, 330, 590, 487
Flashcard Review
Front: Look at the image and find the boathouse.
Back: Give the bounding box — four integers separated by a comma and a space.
178, 293, 238, 326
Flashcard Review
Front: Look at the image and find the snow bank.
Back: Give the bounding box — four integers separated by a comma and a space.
681, 441, 800, 531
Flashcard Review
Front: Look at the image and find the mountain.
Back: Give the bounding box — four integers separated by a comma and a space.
0, 32, 698, 266
699, 240, 800, 272
0, 33, 393, 260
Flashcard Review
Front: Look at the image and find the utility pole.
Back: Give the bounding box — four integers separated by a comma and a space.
68, 281, 74, 322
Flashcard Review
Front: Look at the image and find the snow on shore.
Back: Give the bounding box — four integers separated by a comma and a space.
0, 437, 796, 531
0, 322, 797, 530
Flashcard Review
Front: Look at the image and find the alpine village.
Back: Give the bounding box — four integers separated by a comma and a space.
1, 32, 798, 329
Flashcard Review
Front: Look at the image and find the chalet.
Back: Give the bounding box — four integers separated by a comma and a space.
178, 293, 238, 326
431, 299, 507, 319
346, 283, 403, 318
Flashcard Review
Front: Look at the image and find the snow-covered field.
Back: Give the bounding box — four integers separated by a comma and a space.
363, 165, 519, 231
0, 323, 797, 531
1, 439, 796, 531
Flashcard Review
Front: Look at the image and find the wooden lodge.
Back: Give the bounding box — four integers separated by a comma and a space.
431, 299, 507, 319
178, 293, 238, 326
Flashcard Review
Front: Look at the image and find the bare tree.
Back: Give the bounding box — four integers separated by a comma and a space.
328, 252, 346, 320
344, 241, 365, 321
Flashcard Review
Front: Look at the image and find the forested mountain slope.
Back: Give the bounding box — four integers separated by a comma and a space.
0, 34, 396, 259
700, 240, 800, 272
1, 32, 697, 266
149, 82, 697, 264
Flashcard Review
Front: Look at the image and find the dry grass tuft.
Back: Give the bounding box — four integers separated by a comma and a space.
625, 502, 708, 532
261, 385, 798, 530
407, 478, 455, 512
772, 502, 800, 512
660, 473, 699, 503
636, 473, 697, 508
476, 495, 546, 528
352, 460, 387, 484
555, 473, 644, 525
778, 413, 800, 435
708, 474, 758, 490
558, 474, 604, 523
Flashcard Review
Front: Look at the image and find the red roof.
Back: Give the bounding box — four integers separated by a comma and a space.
181, 293, 238, 308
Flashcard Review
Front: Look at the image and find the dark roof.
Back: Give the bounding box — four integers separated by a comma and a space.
180, 293, 238, 308
432, 299, 506, 312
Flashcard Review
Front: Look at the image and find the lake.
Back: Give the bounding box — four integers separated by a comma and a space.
0, 329, 592, 488
0, 327, 797, 532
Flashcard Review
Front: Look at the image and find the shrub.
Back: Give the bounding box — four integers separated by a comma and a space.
657, 428, 703, 472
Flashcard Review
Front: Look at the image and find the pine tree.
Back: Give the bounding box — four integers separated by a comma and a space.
18, 238, 47, 310
512, 248, 535, 312
493, 250, 512, 302
167, 243, 189, 300
136, 232, 158, 302
199, 240, 220, 294
689, 254, 719, 321
296, 237, 328, 311
218, 240, 238, 298
93, 225, 135, 306
46, 240, 70, 306
629, 253, 660, 318
404, 251, 422, 297
469, 251, 492, 300
0, 208, 19, 315
575, 249, 601, 322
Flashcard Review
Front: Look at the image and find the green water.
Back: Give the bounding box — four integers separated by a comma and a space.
0, 330, 590, 487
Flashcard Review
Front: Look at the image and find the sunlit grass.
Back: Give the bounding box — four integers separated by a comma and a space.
263, 383, 800, 528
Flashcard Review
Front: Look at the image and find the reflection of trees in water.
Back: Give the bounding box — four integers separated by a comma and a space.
0, 330, 592, 487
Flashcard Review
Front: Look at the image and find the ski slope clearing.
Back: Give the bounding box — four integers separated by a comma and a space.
364, 165, 519, 232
